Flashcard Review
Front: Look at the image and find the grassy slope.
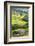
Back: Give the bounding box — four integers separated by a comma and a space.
10, 13, 28, 37
12, 14, 27, 29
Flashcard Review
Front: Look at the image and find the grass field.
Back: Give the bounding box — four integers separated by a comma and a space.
10, 9, 28, 37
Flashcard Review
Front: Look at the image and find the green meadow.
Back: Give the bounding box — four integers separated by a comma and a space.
10, 10, 28, 37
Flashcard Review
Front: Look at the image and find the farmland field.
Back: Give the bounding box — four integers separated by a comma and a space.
10, 7, 29, 37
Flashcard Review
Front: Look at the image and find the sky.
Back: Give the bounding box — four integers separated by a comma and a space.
12, 8, 29, 12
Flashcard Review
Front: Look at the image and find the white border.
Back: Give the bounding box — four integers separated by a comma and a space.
7, 3, 32, 42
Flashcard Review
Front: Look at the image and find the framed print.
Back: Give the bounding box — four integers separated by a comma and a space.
4, 1, 34, 44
